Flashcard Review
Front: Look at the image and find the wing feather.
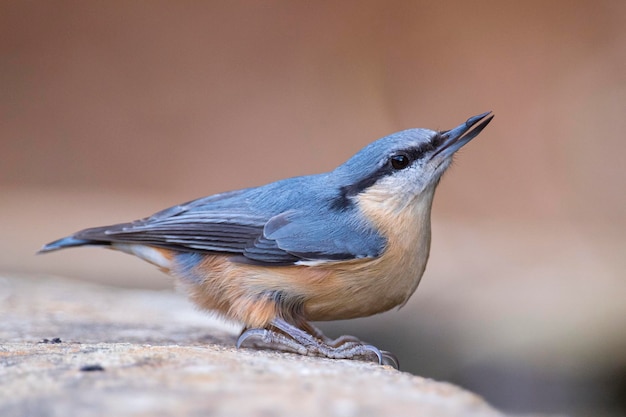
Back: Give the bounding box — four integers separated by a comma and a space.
70, 180, 386, 265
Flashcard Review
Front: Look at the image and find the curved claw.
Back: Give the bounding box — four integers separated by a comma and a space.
236, 328, 267, 348
358, 346, 399, 369
381, 350, 400, 370
358, 344, 384, 365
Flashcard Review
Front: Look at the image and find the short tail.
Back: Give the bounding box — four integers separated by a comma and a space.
38, 235, 173, 270
37, 236, 110, 254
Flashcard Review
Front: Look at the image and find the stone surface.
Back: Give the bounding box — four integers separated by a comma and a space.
0, 274, 510, 417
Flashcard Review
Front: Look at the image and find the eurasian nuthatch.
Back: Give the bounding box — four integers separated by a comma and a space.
40, 111, 494, 368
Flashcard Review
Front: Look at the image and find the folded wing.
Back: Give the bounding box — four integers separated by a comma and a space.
42, 185, 386, 266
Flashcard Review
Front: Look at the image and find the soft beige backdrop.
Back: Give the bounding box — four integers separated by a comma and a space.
1, 1, 625, 415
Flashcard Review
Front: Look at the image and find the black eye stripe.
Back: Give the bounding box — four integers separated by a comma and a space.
389, 141, 437, 170
332, 139, 439, 210
406, 142, 436, 160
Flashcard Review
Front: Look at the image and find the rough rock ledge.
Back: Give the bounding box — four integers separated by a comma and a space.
1, 274, 509, 417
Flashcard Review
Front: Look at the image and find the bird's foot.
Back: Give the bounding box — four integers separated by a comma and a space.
236, 318, 399, 369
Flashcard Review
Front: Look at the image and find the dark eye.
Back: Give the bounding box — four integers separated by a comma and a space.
390, 153, 410, 170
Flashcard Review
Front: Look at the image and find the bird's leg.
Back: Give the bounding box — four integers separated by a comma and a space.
236, 318, 399, 369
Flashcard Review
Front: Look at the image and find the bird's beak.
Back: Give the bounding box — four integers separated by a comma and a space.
431, 111, 494, 160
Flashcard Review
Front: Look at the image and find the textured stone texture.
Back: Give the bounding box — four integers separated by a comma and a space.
0, 274, 508, 417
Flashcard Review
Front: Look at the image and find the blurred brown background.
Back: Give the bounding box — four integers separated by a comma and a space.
1, 1, 625, 415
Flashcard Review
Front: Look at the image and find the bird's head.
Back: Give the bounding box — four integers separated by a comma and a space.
331, 111, 494, 213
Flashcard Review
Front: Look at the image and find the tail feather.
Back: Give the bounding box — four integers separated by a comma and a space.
37, 236, 110, 254
38, 235, 173, 270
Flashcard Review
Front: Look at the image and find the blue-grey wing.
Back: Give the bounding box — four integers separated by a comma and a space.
243, 210, 385, 264
70, 183, 386, 265
74, 189, 272, 254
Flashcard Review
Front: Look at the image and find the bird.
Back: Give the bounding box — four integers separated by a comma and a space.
39, 111, 494, 369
